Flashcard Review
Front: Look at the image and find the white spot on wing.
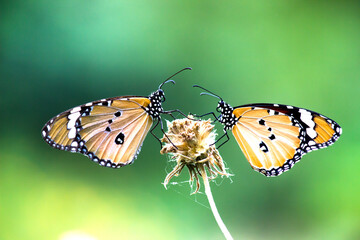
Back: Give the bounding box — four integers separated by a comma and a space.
71, 141, 78, 147
68, 111, 81, 120
68, 128, 76, 139
67, 118, 77, 130
67, 112, 81, 129
306, 128, 317, 139
70, 107, 81, 113
308, 140, 316, 146
42, 130, 46, 137
299, 109, 315, 128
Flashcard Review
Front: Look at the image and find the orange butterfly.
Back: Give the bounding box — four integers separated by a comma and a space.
41, 68, 191, 168
193, 85, 342, 177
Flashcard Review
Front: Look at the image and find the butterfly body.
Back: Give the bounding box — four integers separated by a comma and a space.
194, 85, 342, 177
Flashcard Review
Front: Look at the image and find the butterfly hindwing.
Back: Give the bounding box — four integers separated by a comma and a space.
232, 104, 341, 176
42, 97, 153, 168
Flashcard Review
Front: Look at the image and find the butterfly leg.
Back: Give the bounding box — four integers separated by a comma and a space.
150, 119, 163, 148
159, 118, 178, 149
163, 109, 189, 119
191, 112, 220, 122
212, 131, 230, 149
165, 112, 176, 120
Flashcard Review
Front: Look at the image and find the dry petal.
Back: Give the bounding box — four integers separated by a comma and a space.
160, 116, 230, 194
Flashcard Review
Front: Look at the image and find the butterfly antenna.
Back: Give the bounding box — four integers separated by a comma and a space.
193, 85, 223, 101
159, 67, 192, 89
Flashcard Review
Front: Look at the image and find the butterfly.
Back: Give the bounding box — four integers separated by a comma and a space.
193, 85, 342, 177
41, 68, 191, 168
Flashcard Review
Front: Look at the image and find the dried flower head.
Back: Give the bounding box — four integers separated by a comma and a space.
160, 117, 230, 194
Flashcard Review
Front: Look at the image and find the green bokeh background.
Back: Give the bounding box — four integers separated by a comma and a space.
1, 1, 359, 239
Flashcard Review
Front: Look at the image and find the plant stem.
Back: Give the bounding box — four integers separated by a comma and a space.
200, 165, 234, 240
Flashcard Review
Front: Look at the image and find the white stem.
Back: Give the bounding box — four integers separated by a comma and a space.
200, 166, 234, 240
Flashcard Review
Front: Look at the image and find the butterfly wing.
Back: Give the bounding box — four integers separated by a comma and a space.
42, 97, 153, 168
231, 103, 341, 176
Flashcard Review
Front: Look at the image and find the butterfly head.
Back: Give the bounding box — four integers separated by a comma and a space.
154, 88, 165, 101
193, 85, 237, 130
216, 100, 226, 113
217, 100, 233, 113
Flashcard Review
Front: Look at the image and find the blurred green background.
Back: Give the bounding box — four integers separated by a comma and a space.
1, 1, 359, 239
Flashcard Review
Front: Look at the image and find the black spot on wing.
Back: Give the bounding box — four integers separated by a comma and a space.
259, 141, 269, 153
258, 119, 265, 126
115, 132, 125, 145
81, 107, 92, 116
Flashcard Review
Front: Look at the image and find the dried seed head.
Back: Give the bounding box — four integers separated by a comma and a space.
160, 117, 230, 194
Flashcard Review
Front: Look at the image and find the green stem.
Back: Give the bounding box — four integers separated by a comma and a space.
200, 165, 234, 240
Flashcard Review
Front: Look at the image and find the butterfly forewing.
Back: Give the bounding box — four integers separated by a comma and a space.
232, 104, 341, 176
42, 97, 153, 168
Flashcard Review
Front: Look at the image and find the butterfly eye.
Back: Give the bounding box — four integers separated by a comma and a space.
158, 89, 164, 96
161, 95, 166, 102
216, 106, 221, 112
